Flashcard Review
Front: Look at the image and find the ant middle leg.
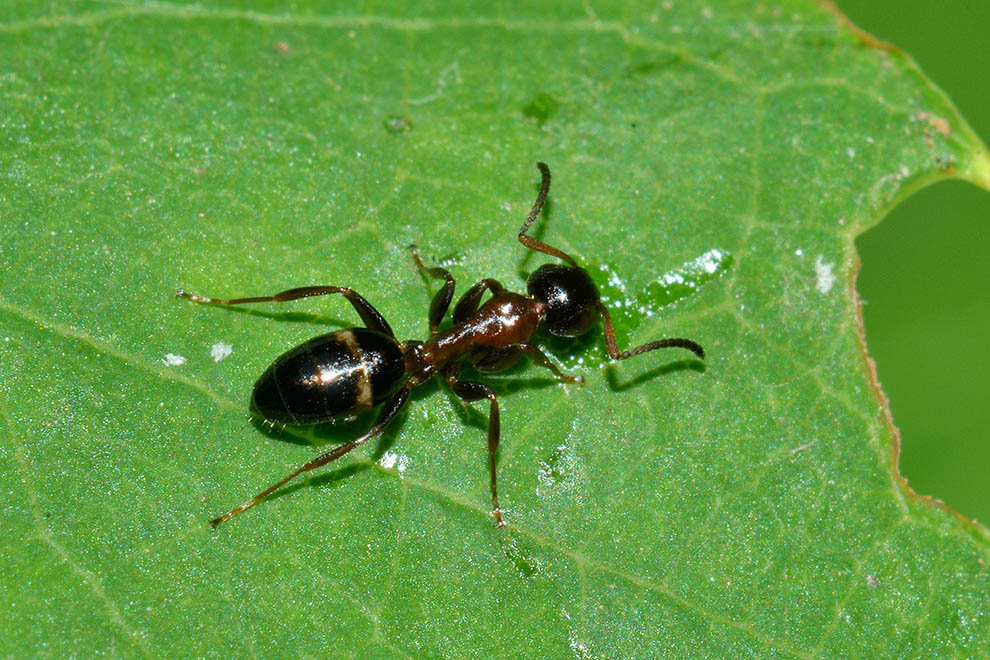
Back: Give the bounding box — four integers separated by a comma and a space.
443, 372, 505, 527
177, 285, 394, 337
408, 244, 455, 334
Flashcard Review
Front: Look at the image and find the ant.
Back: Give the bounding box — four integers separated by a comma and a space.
178, 162, 704, 528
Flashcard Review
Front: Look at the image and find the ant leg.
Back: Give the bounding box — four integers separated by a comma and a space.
408, 244, 456, 334
597, 301, 705, 360
209, 385, 411, 527
516, 162, 579, 267
452, 279, 504, 323
177, 285, 394, 338
503, 344, 584, 384
468, 344, 583, 384
443, 373, 505, 527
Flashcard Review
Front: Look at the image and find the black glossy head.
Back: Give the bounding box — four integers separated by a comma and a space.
527, 263, 601, 337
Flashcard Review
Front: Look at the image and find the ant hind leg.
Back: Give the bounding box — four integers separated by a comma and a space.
209, 386, 412, 527
177, 285, 395, 338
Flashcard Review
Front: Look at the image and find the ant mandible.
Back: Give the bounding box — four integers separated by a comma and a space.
178, 162, 704, 528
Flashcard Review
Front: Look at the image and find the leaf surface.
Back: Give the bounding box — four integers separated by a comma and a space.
1, 1, 988, 657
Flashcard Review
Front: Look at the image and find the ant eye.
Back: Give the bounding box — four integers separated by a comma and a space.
527, 263, 601, 337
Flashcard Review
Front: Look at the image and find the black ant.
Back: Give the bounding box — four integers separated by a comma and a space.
178, 162, 704, 528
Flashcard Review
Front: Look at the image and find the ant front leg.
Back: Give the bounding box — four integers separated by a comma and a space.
409, 244, 456, 334
176, 285, 394, 338
471, 344, 583, 385
452, 279, 504, 323
443, 371, 505, 527
509, 344, 583, 384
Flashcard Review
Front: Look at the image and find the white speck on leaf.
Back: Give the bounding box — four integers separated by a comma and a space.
700, 248, 723, 273
210, 342, 233, 362
814, 255, 835, 294
162, 353, 186, 366
378, 450, 408, 476
569, 631, 590, 659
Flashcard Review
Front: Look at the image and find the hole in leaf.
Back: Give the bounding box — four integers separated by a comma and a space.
856, 180, 990, 524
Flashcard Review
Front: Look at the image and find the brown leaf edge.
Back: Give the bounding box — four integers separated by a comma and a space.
816, 0, 990, 542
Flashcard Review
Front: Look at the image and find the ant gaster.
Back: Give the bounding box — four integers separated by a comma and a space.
178, 162, 704, 528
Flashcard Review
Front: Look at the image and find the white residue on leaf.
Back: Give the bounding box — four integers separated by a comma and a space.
210, 341, 233, 362
694, 248, 724, 275
536, 445, 575, 497
162, 353, 186, 366
814, 255, 835, 294
378, 450, 409, 476
569, 631, 591, 659
536, 427, 588, 501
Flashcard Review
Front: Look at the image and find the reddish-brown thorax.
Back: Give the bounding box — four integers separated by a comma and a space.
403, 291, 544, 384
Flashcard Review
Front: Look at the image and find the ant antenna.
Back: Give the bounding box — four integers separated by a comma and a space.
517, 162, 579, 267
598, 301, 705, 361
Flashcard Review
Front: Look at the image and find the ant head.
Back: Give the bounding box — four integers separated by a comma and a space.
527, 263, 601, 337
518, 161, 705, 361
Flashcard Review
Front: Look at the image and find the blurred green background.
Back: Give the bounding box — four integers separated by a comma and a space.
840, 1, 990, 524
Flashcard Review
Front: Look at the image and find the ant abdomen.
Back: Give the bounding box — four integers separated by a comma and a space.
251, 328, 406, 424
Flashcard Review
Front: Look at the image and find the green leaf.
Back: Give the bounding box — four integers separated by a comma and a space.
2, 1, 988, 657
